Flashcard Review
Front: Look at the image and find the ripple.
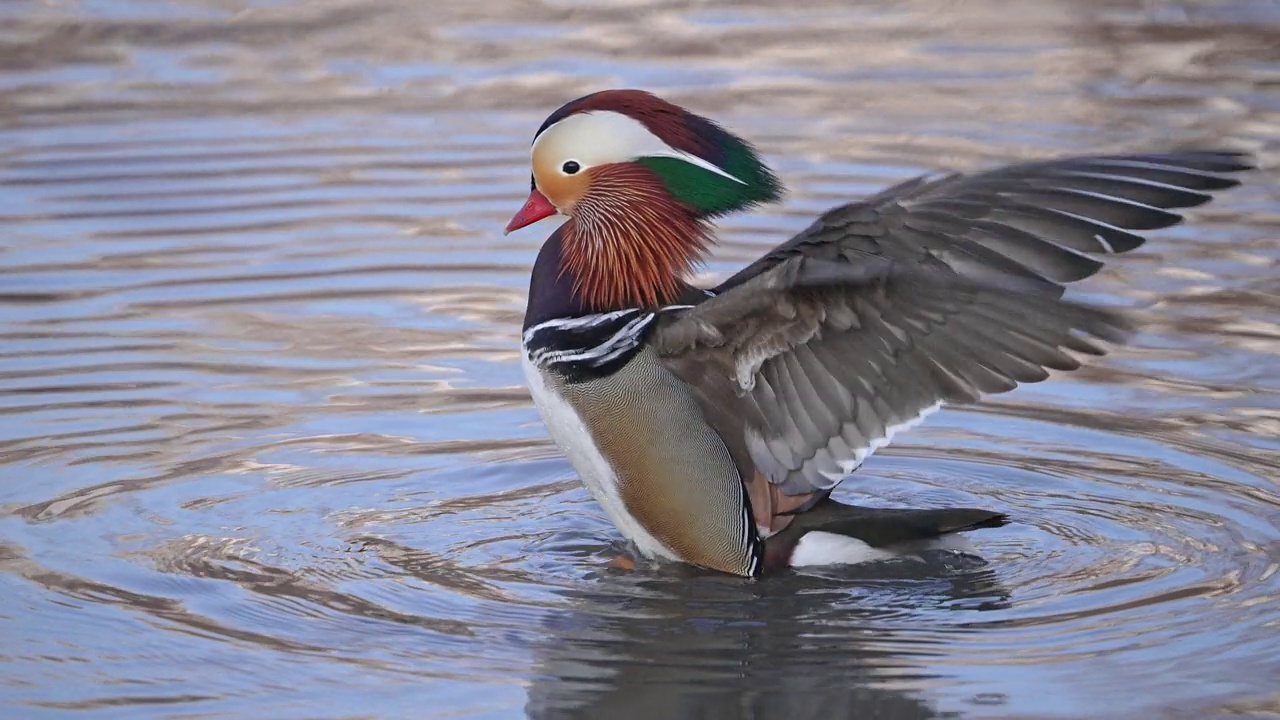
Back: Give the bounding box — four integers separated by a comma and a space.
1, 0, 1278, 718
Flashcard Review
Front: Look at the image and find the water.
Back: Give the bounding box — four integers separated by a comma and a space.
1, 0, 1278, 717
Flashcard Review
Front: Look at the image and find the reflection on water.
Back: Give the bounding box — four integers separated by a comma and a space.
526, 558, 1010, 720
1, 0, 1278, 717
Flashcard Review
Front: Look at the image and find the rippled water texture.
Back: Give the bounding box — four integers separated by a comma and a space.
2, 0, 1279, 717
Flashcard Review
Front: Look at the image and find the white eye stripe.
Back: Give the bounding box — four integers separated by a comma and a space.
533, 110, 746, 185
644, 147, 747, 185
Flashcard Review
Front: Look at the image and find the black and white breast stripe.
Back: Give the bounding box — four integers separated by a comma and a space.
739, 487, 764, 577
523, 308, 660, 379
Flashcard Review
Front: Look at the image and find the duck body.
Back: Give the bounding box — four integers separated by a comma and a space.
523, 232, 764, 575
509, 89, 1251, 578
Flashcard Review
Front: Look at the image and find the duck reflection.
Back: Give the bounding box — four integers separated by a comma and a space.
526, 554, 1008, 720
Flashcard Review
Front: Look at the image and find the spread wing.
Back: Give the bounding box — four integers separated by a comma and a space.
719, 151, 1251, 296
656, 151, 1250, 503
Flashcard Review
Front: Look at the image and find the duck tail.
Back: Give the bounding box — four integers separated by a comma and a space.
763, 499, 1007, 571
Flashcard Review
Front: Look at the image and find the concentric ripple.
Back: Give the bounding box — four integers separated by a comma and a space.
1, 0, 1278, 718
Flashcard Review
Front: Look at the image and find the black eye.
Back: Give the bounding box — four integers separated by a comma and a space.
562, 160, 581, 175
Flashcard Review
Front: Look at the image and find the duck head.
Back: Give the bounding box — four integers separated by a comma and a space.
507, 89, 783, 309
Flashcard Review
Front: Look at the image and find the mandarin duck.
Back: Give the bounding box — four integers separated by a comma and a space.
506, 89, 1250, 577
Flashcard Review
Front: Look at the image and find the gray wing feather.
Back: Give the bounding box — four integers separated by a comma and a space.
718, 151, 1252, 295
656, 257, 1132, 495
658, 151, 1249, 500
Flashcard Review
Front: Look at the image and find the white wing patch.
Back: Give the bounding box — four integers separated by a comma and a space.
818, 400, 944, 482
747, 400, 944, 490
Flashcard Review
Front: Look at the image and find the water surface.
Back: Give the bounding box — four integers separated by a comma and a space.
2, 1, 1278, 718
